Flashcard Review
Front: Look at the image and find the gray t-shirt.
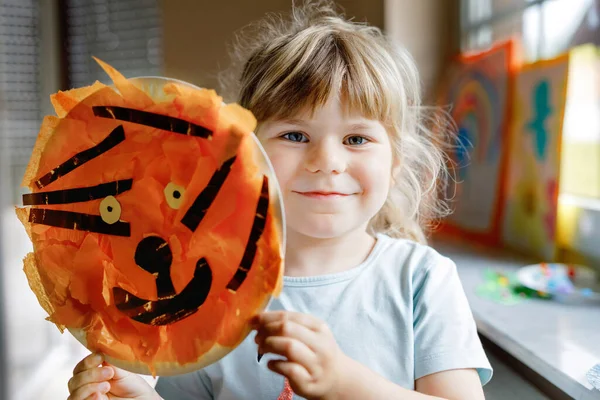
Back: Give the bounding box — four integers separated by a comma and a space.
155, 234, 493, 399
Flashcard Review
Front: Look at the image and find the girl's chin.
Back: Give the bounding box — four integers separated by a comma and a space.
286, 214, 366, 240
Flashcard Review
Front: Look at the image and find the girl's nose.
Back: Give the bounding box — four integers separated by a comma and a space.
304, 138, 346, 174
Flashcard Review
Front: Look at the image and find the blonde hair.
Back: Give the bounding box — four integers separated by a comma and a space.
220, 0, 454, 243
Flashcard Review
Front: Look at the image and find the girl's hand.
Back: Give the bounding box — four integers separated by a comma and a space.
67, 353, 160, 400
253, 311, 349, 400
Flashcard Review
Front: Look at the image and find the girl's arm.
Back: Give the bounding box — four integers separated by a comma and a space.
253, 311, 486, 400
416, 369, 486, 399
335, 355, 485, 400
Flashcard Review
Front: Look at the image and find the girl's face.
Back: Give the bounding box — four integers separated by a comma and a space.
258, 96, 394, 240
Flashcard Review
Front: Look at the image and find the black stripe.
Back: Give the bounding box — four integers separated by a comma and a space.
35, 125, 126, 189
226, 176, 269, 292
93, 106, 212, 138
23, 179, 133, 205
28, 208, 130, 237
181, 156, 236, 232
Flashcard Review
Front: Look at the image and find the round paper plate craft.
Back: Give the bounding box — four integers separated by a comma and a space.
16, 58, 285, 376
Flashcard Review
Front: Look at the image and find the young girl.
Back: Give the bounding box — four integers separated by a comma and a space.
66, 1, 492, 399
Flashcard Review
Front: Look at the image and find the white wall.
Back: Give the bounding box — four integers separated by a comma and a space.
384, 0, 459, 99
160, 0, 384, 90
160, 0, 455, 100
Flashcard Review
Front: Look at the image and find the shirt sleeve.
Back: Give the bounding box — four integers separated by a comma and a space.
412, 253, 493, 386
155, 370, 214, 400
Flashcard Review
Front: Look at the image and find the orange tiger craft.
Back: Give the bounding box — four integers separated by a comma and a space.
16, 58, 285, 376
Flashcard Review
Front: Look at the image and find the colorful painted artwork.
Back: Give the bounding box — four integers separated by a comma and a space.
437, 40, 516, 244
502, 54, 569, 260
556, 44, 600, 265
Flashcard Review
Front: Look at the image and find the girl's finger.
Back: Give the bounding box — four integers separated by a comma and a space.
68, 367, 114, 394
84, 394, 109, 400
73, 353, 104, 375
255, 319, 323, 353
260, 336, 320, 375
254, 311, 327, 333
101, 360, 131, 381
68, 381, 110, 400
267, 359, 311, 385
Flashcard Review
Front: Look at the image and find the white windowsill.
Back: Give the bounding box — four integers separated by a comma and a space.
432, 236, 600, 400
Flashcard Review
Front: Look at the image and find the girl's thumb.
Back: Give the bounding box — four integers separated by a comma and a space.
102, 360, 131, 380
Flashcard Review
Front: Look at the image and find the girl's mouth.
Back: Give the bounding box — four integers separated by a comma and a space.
293, 191, 352, 199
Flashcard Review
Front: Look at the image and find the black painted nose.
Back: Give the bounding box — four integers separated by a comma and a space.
135, 236, 175, 298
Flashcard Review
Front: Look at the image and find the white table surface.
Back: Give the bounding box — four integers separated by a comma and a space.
433, 238, 600, 400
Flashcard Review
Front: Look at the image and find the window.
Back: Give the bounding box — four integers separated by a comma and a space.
0, 0, 42, 207
461, 0, 595, 60
460, 0, 600, 262
64, 0, 162, 88
0, 2, 46, 399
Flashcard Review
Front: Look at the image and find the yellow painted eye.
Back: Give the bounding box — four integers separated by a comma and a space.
100, 195, 122, 224
164, 182, 185, 209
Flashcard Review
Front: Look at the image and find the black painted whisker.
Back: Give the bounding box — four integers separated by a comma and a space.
28, 208, 130, 237
35, 125, 125, 189
23, 179, 133, 205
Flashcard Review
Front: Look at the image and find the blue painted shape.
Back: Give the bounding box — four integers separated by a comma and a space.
456, 126, 473, 180
526, 79, 553, 160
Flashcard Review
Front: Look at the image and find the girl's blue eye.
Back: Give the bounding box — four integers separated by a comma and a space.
344, 136, 369, 146
281, 132, 308, 143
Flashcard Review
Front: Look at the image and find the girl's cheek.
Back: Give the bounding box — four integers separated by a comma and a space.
263, 153, 291, 185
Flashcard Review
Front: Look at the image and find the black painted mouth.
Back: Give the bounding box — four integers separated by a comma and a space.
113, 235, 212, 326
